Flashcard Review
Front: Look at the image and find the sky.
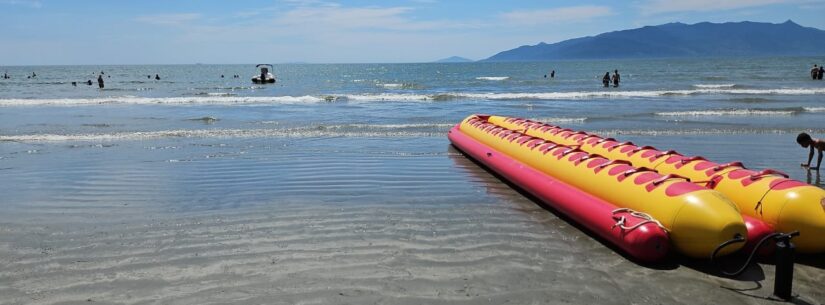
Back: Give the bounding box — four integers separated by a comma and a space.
1, 0, 824, 65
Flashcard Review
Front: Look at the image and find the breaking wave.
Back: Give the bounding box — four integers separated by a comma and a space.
655, 107, 825, 116
0, 124, 455, 142
475, 76, 509, 81
3, 87, 825, 106
692, 84, 738, 89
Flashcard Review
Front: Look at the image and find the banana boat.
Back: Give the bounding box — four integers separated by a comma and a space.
491, 115, 825, 253
454, 115, 747, 258
449, 126, 669, 262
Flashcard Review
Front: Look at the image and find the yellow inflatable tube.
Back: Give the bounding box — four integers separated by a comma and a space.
491, 115, 825, 253
460, 115, 746, 258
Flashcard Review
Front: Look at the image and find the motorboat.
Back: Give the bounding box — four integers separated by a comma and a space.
252, 64, 276, 84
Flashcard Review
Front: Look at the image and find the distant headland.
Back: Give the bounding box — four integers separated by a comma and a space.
483, 20, 825, 61
434, 56, 474, 63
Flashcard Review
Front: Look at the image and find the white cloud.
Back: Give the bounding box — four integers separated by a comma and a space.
500, 6, 613, 25
641, 0, 798, 15
135, 13, 202, 26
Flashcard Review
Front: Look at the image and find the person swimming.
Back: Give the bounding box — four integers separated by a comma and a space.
155, 74, 160, 80
602, 72, 610, 87
86, 80, 92, 86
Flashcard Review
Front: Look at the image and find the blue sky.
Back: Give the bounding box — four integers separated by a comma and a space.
1, 0, 823, 64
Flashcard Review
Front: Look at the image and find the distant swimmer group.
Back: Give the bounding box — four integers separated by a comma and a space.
602, 70, 620, 87
811, 64, 824, 80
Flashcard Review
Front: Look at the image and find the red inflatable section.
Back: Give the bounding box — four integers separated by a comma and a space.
449, 126, 669, 262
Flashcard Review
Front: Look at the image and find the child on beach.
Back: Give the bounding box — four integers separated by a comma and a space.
797, 132, 825, 170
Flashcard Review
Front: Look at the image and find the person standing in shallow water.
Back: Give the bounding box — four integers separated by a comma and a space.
812, 65, 819, 80
602, 72, 610, 87
97, 74, 104, 89
612, 70, 620, 87
819, 66, 824, 80
155, 74, 160, 80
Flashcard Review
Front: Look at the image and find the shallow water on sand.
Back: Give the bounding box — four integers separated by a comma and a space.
2, 59, 825, 304
1, 135, 824, 304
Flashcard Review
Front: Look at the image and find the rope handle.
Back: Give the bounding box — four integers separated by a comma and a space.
620, 167, 657, 177
561, 147, 583, 157
607, 141, 635, 151
597, 159, 633, 169
630, 145, 657, 154
611, 208, 668, 232
680, 156, 707, 164
711, 161, 745, 172
575, 153, 606, 163
652, 174, 690, 185
653, 150, 679, 159
749, 169, 789, 180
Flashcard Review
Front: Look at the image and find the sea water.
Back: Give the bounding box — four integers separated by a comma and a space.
2, 58, 825, 303
2, 57, 825, 211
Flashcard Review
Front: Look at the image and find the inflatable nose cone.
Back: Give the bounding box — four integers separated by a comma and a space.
768, 188, 825, 253
670, 191, 748, 258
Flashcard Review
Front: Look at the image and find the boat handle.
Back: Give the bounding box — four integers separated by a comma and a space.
749, 169, 789, 180
711, 161, 745, 172
607, 141, 635, 151
621, 167, 657, 177
652, 174, 690, 185
561, 146, 583, 156
653, 150, 679, 158
597, 159, 633, 169
631, 145, 657, 153
679, 156, 707, 164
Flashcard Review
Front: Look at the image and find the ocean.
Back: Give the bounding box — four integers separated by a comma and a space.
1, 57, 824, 304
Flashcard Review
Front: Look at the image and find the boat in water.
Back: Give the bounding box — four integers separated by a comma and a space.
252, 64, 276, 84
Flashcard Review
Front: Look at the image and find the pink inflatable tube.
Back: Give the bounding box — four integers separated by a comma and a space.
449, 126, 670, 262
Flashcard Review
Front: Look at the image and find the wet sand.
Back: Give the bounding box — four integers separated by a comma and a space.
1, 136, 824, 305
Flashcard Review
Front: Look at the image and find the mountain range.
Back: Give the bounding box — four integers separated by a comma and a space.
484, 20, 825, 61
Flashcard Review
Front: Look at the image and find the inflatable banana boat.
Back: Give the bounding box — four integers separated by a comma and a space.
449, 127, 669, 262
452, 115, 747, 258
490, 115, 825, 253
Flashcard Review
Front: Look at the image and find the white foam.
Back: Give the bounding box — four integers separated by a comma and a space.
380, 83, 404, 89
804, 107, 825, 112
0, 96, 326, 107
475, 76, 509, 81
656, 109, 796, 116
341, 93, 433, 102
323, 123, 456, 129
0, 127, 442, 142
3, 87, 825, 107
528, 117, 587, 124
693, 84, 736, 89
